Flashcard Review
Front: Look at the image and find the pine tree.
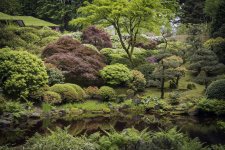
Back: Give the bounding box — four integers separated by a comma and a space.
189, 48, 224, 88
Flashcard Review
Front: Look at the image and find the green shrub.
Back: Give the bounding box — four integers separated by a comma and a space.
0, 48, 48, 98
100, 64, 133, 86
168, 91, 180, 105
49, 84, 79, 103
85, 86, 99, 99
197, 98, 225, 115
187, 83, 196, 90
135, 63, 156, 80
83, 44, 99, 53
65, 83, 86, 100
23, 127, 96, 150
38, 36, 58, 47
99, 86, 116, 101
46, 67, 65, 86
43, 91, 62, 105
29, 85, 50, 102
206, 79, 225, 100
129, 70, 146, 92
39, 27, 60, 38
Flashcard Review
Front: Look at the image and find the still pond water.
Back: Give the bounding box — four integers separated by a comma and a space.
1, 113, 225, 146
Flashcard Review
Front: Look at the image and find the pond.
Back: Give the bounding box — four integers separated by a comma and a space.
1, 113, 225, 147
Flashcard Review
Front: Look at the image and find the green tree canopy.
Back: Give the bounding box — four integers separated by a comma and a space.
70, 0, 177, 66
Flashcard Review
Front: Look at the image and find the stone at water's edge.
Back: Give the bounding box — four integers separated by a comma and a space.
0, 119, 11, 127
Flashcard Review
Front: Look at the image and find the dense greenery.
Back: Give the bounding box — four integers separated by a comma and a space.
1, 0, 225, 149
0, 48, 48, 98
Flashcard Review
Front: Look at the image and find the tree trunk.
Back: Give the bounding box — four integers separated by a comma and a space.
160, 63, 165, 99
176, 76, 180, 88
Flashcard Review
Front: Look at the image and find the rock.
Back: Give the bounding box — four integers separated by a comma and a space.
29, 112, 41, 119
0, 119, 11, 127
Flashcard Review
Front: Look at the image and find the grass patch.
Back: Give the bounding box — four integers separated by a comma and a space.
61, 100, 110, 112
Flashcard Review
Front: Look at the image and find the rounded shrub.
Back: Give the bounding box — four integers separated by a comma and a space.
65, 83, 86, 100
129, 70, 146, 92
85, 86, 99, 99
0, 48, 48, 98
43, 91, 62, 105
49, 84, 79, 103
206, 79, 225, 100
100, 64, 133, 86
99, 86, 116, 101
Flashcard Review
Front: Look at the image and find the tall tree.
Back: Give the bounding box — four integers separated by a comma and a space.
70, 0, 177, 66
189, 48, 224, 89
205, 0, 225, 37
36, 0, 85, 30
0, 0, 21, 15
179, 0, 209, 24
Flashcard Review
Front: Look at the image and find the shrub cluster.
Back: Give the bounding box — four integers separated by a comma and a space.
0, 26, 60, 55
85, 86, 99, 99
82, 26, 112, 50
49, 83, 86, 103
42, 36, 106, 86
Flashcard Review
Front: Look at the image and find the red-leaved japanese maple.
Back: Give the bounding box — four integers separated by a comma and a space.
81, 26, 112, 50
42, 36, 106, 86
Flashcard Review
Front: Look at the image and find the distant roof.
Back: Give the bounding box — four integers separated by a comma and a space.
0, 12, 58, 27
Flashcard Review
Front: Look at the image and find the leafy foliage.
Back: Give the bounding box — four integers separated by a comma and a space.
0, 48, 48, 98
189, 48, 224, 86
100, 64, 133, 86
82, 26, 112, 50
206, 79, 225, 100
197, 98, 225, 115
23, 127, 96, 150
71, 0, 176, 65
43, 91, 62, 105
42, 36, 106, 86
85, 86, 99, 99
45, 64, 65, 86
129, 70, 146, 92
65, 83, 86, 100
49, 84, 79, 103
98, 86, 116, 101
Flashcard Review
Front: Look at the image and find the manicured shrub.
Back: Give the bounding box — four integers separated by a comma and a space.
206, 79, 225, 100
43, 91, 62, 105
129, 70, 146, 92
45, 64, 65, 86
82, 26, 112, 50
0, 48, 48, 98
85, 86, 99, 99
65, 83, 86, 100
42, 36, 106, 86
100, 64, 133, 86
99, 86, 116, 101
49, 84, 79, 103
